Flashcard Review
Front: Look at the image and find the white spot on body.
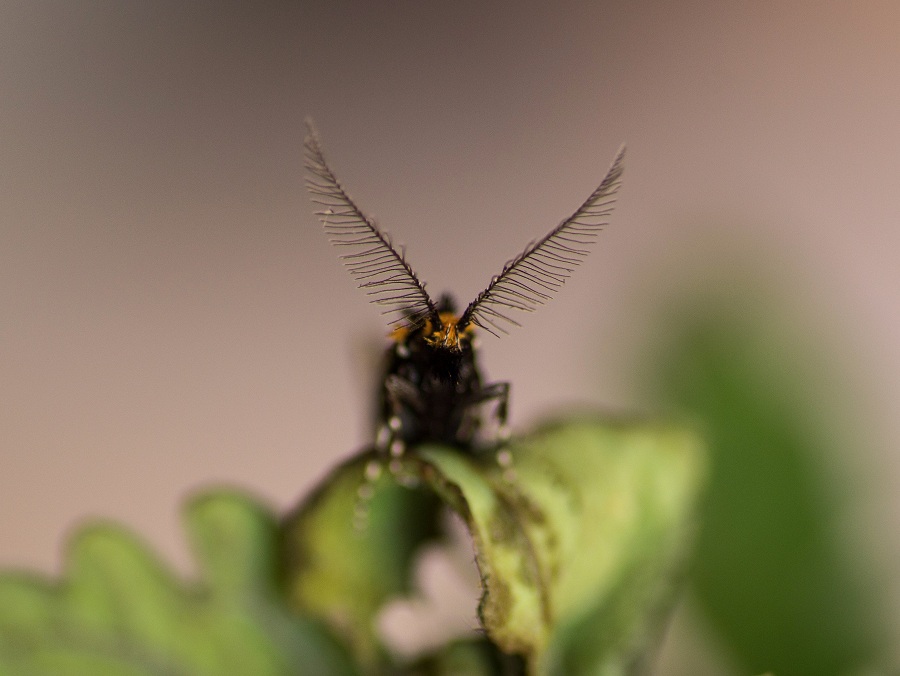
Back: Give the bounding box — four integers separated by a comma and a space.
365, 460, 383, 481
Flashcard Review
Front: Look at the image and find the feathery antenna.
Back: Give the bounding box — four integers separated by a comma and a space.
458, 145, 626, 337
304, 123, 439, 327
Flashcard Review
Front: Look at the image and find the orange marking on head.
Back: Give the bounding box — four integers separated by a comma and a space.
424, 313, 473, 351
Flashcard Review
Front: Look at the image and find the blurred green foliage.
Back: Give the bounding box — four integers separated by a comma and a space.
281, 453, 443, 670
0, 418, 704, 675
645, 296, 888, 675
277, 419, 706, 674
0, 492, 355, 675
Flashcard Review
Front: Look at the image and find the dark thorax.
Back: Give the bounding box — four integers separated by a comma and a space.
379, 296, 495, 452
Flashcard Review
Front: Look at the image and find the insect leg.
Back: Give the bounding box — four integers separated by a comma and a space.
381, 374, 428, 477
471, 381, 510, 438
375, 373, 423, 457
473, 381, 516, 480
361, 375, 426, 530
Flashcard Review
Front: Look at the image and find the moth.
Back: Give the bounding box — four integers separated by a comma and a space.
305, 127, 624, 463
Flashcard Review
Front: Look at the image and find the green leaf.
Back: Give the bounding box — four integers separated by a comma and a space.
0, 491, 356, 676
647, 303, 889, 675
282, 420, 705, 675
281, 452, 442, 671
419, 419, 705, 675
401, 637, 520, 676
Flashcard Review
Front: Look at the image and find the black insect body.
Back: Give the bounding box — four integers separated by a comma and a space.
304, 127, 624, 462
379, 294, 510, 454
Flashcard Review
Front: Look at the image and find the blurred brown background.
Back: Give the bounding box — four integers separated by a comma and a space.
2, 2, 898, 671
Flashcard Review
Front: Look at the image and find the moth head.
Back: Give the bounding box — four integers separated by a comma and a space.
422, 312, 474, 352
387, 295, 473, 352
423, 295, 474, 352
